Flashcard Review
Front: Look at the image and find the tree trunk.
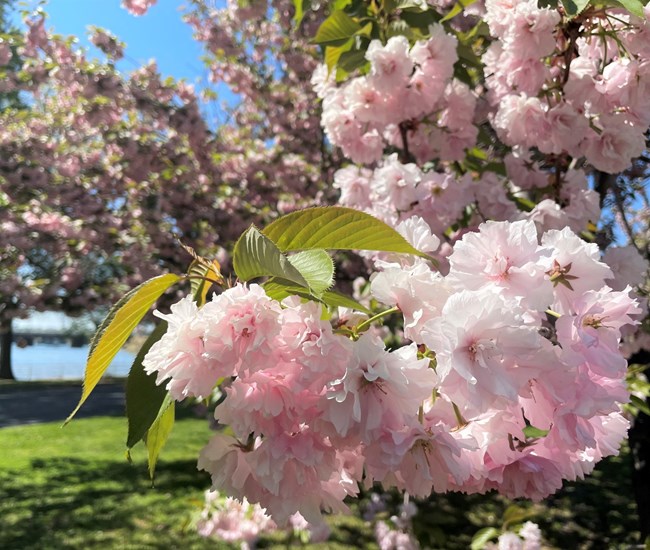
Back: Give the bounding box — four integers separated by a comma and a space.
0, 316, 14, 380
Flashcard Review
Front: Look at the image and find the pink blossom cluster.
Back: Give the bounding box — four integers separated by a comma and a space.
334, 154, 605, 266
485, 0, 650, 173
121, 0, 157, 17
144, 219, 638, 522
315, 26, 477, 164
484, 521, 543, 550
196, 490, 277, 548
196, 489, 330, 546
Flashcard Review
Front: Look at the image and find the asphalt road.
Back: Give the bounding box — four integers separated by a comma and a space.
0, 382, 125, 428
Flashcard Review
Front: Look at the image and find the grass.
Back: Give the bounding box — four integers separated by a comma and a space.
0, 411, 643, 549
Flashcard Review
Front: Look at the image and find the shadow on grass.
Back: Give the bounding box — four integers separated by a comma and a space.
0, 456, 220, 550
410, 450, 642, 550
0, 449, 641, 549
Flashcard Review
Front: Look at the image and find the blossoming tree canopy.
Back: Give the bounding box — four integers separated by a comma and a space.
66, 0, 650, 532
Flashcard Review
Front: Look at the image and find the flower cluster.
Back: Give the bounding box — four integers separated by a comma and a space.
315, 27, 477, 165
485, 0, 650, 173
144, 219, 639, 522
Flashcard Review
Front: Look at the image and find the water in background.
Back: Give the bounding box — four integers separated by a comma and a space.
11, 343, 135, 381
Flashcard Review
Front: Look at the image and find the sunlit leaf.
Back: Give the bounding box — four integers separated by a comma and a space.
522, 424, 550, 439
471, 527, 500, 550
66, 273, 181, 424
313, 10, 362, 46
287, 249, 335, 295
233, 225, 309, 287
607, 0, 644, 18
145, 396, 175, 481
262, 206, 427, 258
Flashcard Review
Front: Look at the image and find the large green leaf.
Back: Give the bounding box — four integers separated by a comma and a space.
145, 396, 175, 481
66, 273, 181, 424
287, 249, 335, 295
313, 10, 362, 46
262, 207, 427, 258
125, 322, 170, 449
232, 225, 310, 287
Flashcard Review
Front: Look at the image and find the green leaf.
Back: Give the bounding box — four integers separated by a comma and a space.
512, 195, 536, 212
145, 396, 175, 481
441, 0, 476, 22
609, 0, 645, 18
66, 273, 181, 424
292, 0, 309, 27
630, 394, 650, 416
561, 0, 590, 17
181, 242, 224, 305
522, 424, 550, 439
471, 527, 500, 550
126, 322, 170, 449
337, 47, 369, 73
325, 39, 353, 72
233, 225, 310, 287
399, 7, 441, 28
264, 278, 373, 314
262, 206, 427, 258
313, 10, 362, 46
287, 249, 335, 295
502, 504, 536, 529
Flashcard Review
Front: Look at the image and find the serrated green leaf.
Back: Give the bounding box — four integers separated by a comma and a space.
126, 322, 170, 449
522, 424, 550, 439
288, 249, 335, 295
471, 527, 499, 550
264, 278, 373, 314
325, 39, 353, 72
561, 0, 590, 17
233, 225, 309, 288
145, 396, 175, 481
313, 10, 362, 46
262, 206, 427, 258
66, 273, 181, 424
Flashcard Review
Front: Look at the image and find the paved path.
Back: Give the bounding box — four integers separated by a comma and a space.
0, 382, 125, 428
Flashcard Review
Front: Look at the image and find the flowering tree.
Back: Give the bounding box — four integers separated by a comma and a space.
0, 0, 333, 378
43, 0, 650, 545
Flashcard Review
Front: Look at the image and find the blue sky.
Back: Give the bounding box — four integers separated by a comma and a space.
12, 1, 215, 92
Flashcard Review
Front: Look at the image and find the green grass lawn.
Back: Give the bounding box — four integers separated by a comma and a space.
0, 412, 643, 549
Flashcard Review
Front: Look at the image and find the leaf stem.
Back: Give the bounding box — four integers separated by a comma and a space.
355, 306, 400, 334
